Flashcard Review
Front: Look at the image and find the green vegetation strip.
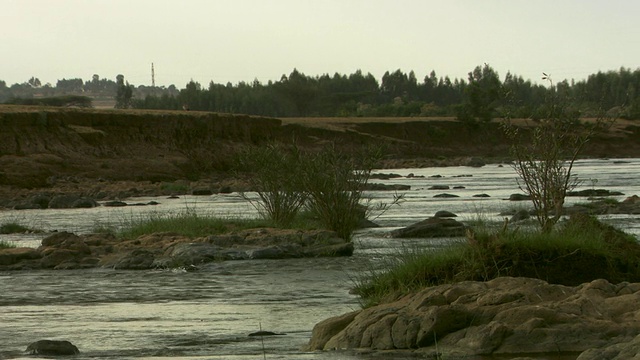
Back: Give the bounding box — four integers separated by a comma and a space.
114, 213, 271, 239
0, 222, 30, 234
354, 215, 640, 308
94, 210, 323, 240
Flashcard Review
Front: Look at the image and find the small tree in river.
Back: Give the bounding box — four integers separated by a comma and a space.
503, 74, 609, 232
300, 144, 382, 241
237, 143, 396, 241
236, 144, 307, 228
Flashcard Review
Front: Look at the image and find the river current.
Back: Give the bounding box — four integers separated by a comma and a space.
1, 159, 639, 359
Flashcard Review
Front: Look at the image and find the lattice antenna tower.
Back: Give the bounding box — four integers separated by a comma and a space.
151, 63, 156, 87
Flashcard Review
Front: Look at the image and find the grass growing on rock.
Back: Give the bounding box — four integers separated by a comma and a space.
97, 209, 325, 240
354, 214, 640, 307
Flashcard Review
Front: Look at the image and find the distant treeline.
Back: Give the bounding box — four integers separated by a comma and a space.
5, 95, 92, 108
132, 65, 640, 120
2, 65, 639, 120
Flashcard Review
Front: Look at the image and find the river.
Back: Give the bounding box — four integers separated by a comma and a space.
1, 159, 638, 359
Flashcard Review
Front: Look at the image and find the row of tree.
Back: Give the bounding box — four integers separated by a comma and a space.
132, 66, 640, 120
2, 65, 639, 120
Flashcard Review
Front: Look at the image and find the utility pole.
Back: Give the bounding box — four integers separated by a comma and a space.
151, 63, 156, 87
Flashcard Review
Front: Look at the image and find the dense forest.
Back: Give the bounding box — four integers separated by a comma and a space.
2, 65, 640, 120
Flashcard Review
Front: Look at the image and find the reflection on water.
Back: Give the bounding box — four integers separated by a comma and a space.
0, 159, 638, 359
1, 258, 365, 359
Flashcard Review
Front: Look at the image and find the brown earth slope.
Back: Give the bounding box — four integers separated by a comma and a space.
1, 106, 639, 201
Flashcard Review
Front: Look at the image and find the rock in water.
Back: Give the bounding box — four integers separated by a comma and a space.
26, 339, 79, 355
390, 217, 467, 238
434, 210, 458, 218
248, 330, 285, 336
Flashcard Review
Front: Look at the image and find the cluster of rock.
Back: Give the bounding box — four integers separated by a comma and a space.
0, 176, 246, 210
12, 193, 99, 210
503, 195, 640, 221
568, 194, 640, 215
0, 229, 353, 271
306, 277, 640, 359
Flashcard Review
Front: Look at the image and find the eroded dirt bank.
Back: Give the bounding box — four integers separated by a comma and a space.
1, 106, 639, 204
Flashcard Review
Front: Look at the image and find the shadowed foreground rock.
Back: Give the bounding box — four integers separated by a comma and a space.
306, 277, 640, 359
26, 340, 79, 356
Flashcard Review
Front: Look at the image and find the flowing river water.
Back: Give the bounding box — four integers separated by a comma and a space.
1, 159, 639, 359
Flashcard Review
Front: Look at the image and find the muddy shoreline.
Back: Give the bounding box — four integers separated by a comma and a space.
1, 106, 639, 207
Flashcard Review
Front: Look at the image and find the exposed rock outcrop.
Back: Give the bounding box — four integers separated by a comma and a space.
0, 228, 353, 271
567, 189, 625, 197
565, 196, 640, 216
577, 333, 640, 360
306, 277, 640, 359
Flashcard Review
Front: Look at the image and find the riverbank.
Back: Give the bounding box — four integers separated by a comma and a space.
1, 106, 639, 204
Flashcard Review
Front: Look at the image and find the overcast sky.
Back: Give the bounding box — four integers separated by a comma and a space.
2, 0, 639, 88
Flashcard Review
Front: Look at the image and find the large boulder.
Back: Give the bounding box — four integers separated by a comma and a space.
567, 189, 624, 197
13, 193, 52, 209
38, 231, 94, 269
623, 195, 640, 204
26, 339, 79, 355
306, 277, 640, 358
509, 193, 531, 201
509, 209, 531, 222
157, 242, 247, 268
434, 210, 457, 218
564, 197, 640, 216
0, 247, 41, 266
112, 249, 156, 270
41, 232, 91, 254
390, 217, 467, 238
39, 249, 85, 269
577, 333, 640, 360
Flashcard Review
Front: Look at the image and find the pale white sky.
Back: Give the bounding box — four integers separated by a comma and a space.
2, 0, 639, 87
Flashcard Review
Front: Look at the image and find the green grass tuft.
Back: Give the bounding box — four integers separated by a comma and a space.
114, 212, 272, 239
354, 214, 640, 307
0, 222, 32, 234
0, 240, 17, 249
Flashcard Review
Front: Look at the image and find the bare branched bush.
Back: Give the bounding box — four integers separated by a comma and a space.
237, 143, 399, 240
236, 145, 306, 227
503, 74, 612, 232
300, 144, 383, 241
